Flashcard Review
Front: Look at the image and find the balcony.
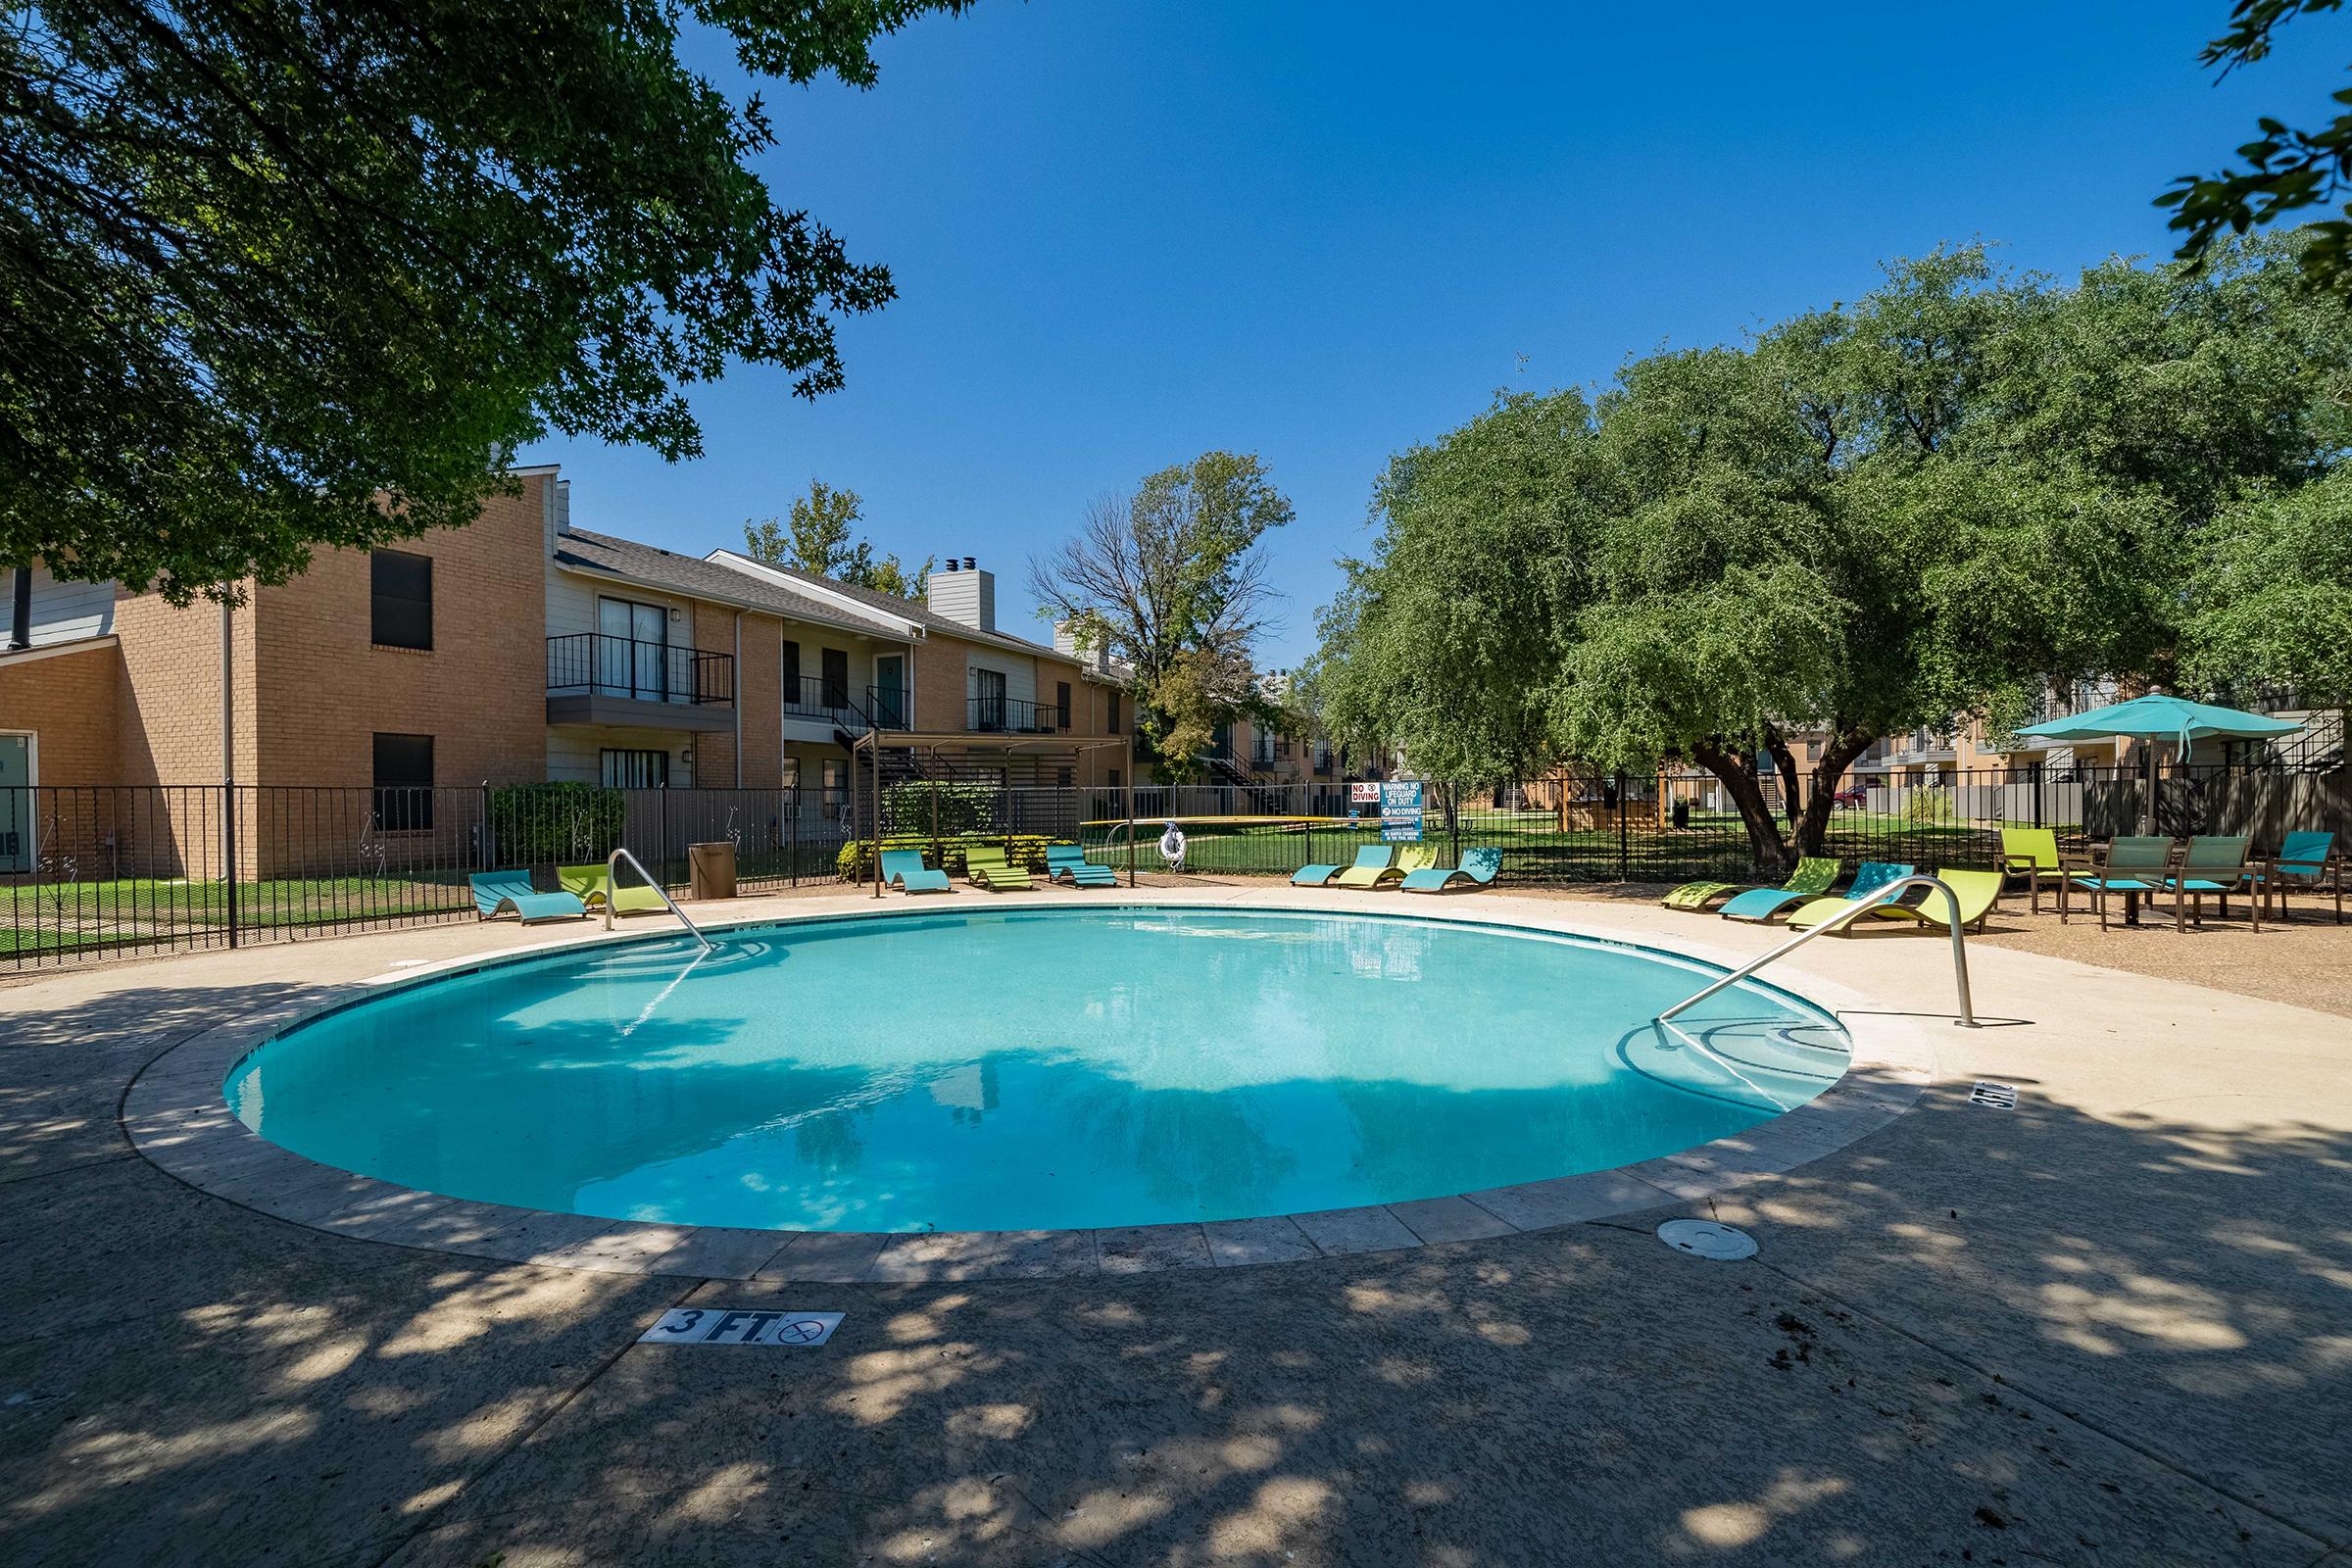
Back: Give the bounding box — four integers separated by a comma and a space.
865, 684, 912, 730
782, 674, 864, 729
968, 696, 1066, 734
545, 633, 735, 732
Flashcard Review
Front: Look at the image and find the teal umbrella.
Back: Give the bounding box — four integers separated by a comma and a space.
2015, 694, 2298, 832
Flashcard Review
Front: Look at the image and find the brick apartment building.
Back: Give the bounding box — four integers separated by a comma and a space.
0, 466, 1137, 875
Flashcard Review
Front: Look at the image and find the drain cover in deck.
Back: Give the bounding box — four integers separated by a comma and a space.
1656, 1219, 1757, 1260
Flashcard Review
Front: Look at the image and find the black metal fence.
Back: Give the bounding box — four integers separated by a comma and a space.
6, 764, 2344, 969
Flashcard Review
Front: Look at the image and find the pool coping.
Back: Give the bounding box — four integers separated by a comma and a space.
118, 890, 1940, 1283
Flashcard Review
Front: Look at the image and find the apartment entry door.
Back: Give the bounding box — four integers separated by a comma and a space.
873, 655, 907, 728
0, 734, 29, 873
597, 597, 669, 700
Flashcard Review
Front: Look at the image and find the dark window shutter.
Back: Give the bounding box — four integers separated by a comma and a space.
371, 733, 434, 829
370, 551, 432, 650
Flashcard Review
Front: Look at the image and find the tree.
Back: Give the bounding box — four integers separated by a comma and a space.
2185, 469, 2352, 707
1029, 452, 1294, 778
1, 0, 968, 602
2160, 2, 2352, 294
743, 479, 932, 597
1312, 240, 2348, 871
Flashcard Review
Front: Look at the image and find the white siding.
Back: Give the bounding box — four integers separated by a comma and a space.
965, 650, 1036, 706
20, 566, 115, 647
544, 564, 689, 639
545, 726, 699, 787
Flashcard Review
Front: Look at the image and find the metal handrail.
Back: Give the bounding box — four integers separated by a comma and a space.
605, 847, 713, 953
1657, 873, 1979, 1028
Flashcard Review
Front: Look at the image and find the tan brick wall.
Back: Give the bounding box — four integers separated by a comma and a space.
687, 603, 740, 787
911, 638, 963, 734
249, 478, 550, 788
737, 615, 783, 786
0, 641, 123, 784
113, 588, 252, 786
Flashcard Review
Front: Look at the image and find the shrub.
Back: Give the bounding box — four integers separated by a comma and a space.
1900, 786, 1955, 825
880, 780, 999, 837
489, 782, 625, 865
836, 834, 1067, 881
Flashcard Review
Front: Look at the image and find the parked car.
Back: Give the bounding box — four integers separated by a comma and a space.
1833, 784, 1869, 808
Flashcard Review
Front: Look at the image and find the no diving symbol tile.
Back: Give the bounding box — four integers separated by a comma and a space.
1969, 1081, 2019, 1109
639, 1307, 843, 1348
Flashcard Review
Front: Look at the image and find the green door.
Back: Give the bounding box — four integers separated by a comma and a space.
0, 735, 29, 873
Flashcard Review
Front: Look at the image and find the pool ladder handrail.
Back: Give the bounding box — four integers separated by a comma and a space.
605, 848, 714, 953
1656, 873, 1979, 1029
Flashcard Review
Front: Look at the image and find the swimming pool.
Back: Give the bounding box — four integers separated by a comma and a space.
223, 906, 1850, 1234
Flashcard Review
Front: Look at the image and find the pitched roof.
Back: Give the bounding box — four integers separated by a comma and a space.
702, 550, 1088, 664
554, 527, 887, 638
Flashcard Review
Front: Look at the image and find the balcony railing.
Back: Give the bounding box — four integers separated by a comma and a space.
968, 696, 1066, 734
866, 685, 912, 729
782, 674, 862, 725
546, 634, 734, 706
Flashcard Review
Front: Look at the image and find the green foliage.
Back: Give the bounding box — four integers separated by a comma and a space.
743, 479, 932, 597
2159, 4, 2352, 295
1032, 452, 1293, 778
488, 783, 625, 865
834, 834, 1064, 881
1313, 239, 2351, 868
1, 1, 967, 603
2184, 468, 2352, 705
879, 780, 997, 836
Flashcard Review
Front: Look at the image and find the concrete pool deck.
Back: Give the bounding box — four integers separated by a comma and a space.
3, 885, 2348, 1565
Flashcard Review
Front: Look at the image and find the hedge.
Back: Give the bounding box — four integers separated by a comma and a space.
488, 782, 625, 865
835, 834, 1077, 882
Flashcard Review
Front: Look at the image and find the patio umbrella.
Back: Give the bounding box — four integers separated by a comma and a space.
2014, 694, 2299, 833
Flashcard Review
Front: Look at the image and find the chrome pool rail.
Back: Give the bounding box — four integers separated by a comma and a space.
605, 847, 714, 953
1656, 873, 1980, 1029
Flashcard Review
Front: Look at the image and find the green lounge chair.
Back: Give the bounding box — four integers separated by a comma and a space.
1333, 845, 1402, 889
1045, 844, 1116, 888
1400, 846, 1502, 894
559, 863, 668, 915
1776, 861, 1916, 929
2157, 835, 2260, 933
879, 849, 953, 894
2062, 836, 2174, 930
964, 845, 1035, 892
1804, 866, 2002, 934
1997, 828, 2077, 914
470, 869, 587, 924
2249, 830, 2342, 924
1697, 858, 1840, 919
1298, 844, 1387, 887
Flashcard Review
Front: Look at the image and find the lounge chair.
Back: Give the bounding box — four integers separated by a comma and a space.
1045, 844, 1116, 888
2250, 831, 2343, 923
2157, 835, 2260, 933
559, 863, 668, 915
1997, 828, 2077, 914
1333, 845, 1402, 889
1687, 857, 1839, 917
470, 869, 587, 924
2062, 836, 2174, 930
879, 849, 953, 894
1774, 861, 1917, 929
1400, 846, 1502, 894
1798, 867, 2001, 934
963, 845, 1035, 893
1293, 842, 1378, 886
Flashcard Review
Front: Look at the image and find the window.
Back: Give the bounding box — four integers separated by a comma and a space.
371, 733, 433, 829
1055, 681, 1072, 729
1107, 767, 1123, 790
1107, 692, 1121, 733
370, 551, 432, 650
781, 639, 802, 699
821, 647, 850, 709
974, 667, 1007, 730
597, 596, 670, 698
601, 749, 669, 788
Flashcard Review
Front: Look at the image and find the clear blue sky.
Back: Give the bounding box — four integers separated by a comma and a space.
524, 1, 2345, 666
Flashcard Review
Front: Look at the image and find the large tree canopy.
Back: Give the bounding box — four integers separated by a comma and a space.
743, 479, 931, 598
1, 0, 965, 601
1310, 238, 2351, 870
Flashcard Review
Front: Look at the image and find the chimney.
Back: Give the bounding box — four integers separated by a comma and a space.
1054, 619, 1110, 673
926, 556, 995, 632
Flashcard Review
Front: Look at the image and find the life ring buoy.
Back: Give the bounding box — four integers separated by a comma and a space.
1158, 821, 1187, 871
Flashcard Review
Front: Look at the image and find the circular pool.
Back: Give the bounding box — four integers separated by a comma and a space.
223, 906, 1851, 1234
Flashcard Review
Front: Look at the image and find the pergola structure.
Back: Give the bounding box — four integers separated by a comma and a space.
847, 728, 1140, 897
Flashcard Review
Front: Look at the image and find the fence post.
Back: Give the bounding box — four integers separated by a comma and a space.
2031, 761, 2044, 831
789, 789, 800, 887
221, 782, 240, 949
658, 784, 669, 890
479, 781, 492, 870
1617, 771, 1630, 881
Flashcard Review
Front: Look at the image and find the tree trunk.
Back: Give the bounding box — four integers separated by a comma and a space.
1790, 724, 1880, 858
1763, 726, 1802, 829
1689, 737, 1790, 873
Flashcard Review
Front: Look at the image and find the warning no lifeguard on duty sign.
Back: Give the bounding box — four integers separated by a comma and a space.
639, 1307, 844, 1348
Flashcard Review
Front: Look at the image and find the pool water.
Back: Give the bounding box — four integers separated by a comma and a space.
224, 907, 1849, 1233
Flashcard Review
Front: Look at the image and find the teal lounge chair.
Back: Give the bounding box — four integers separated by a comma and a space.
1400, 846, 1502, 894
1724, 859, 1897, 923
879, 849, 953, 894
469, 869, 587, 924
2062, 836, 2174, 930
2250, 831, 2342, 923
1296, 844, 1386, 887
1763, 861, 1915, 927
1681, 857, 1838, 916
1045, 844, 1116, 888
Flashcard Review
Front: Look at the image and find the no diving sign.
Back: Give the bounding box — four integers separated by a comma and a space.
639, 1307, 843, 1348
